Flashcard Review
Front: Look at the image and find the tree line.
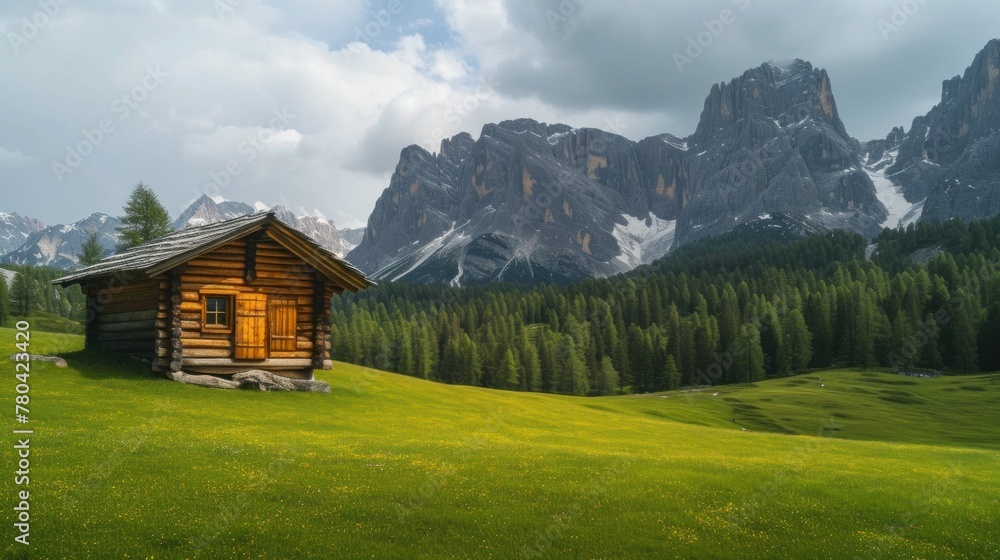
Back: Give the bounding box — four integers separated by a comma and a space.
0, 266, 87, 325
330, 216, 1000, 395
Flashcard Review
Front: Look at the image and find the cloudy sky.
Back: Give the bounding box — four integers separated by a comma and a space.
1, 0, 996, 228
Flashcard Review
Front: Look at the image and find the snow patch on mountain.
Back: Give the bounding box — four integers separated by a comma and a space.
375, 225, 461, 282
661, 135, 689, 151
613, 213, 677, 268
865, 155, 924, 229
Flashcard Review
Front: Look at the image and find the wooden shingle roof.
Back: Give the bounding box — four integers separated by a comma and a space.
53, 212, 372, 291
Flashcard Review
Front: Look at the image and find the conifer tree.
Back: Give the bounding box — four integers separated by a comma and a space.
9, 272, 39, 316
416, 322, 437, 379
0, 275, 9, 324
499, 349, 521, 389
920, 313, 943, 370
559, 336, 589, 396
398, 326, 415, 376
664, 355, 681, 391
78, 231, 105, 266
594, 356, 619, 396
734, 324, 765, 382
950, 292, 980, 373
781, 308, 813, 373
461, 335, 482, 386
116, 182, 173, 251
719, 285, 741, 350
518, 331, 542, 391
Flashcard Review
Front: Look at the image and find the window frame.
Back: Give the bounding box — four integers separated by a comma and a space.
201, 294, 234, 333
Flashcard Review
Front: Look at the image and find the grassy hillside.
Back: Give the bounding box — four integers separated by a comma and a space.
598, 370, 1000, 450
1, 311, 83, 335
2, 329, 998, 559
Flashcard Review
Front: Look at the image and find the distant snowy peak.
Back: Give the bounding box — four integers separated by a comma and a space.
173, 196, 357, 257
764, 58, 813, 82
767, 58, 801, 70
0, 212, 120, 270
173, 195, 256, 230
288, 212, 357, 257
0, 212, 46, 255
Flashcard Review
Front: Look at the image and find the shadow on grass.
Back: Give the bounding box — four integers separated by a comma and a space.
59, 348, 164, 381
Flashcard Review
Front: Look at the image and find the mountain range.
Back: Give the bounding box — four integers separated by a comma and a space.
4, 40, 998, 283
346, 39, 1000, 286
0, 195, 363, 270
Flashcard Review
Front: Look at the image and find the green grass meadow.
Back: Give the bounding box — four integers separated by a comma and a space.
2, 328, 998, 558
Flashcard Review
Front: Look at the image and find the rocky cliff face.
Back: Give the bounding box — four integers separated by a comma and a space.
358, 113, 703, 284
676, 59, 886, 246
347, 131, 473, 275
349, 121, 647, 285
339, 227, 365, 247
883, 39, 1000, 223
348, 59, 897, 285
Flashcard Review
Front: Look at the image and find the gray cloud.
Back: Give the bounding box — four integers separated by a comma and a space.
489, 0, 998, 140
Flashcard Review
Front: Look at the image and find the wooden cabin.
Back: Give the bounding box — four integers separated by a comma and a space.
54, 212, 372, 379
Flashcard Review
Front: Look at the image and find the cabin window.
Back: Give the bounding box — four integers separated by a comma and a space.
203, 296, 232, 329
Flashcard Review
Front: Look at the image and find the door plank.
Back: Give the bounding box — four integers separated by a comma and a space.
235, 293, 268, 360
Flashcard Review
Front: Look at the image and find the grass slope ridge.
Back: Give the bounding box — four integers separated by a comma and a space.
3, 330, 998, 559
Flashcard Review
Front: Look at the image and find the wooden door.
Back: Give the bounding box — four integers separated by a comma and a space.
235, 293, 267, 360
269, 298, 297, 352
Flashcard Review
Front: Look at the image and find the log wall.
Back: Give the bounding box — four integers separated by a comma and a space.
85, 277, 164, 362
176, 234, 330, 376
